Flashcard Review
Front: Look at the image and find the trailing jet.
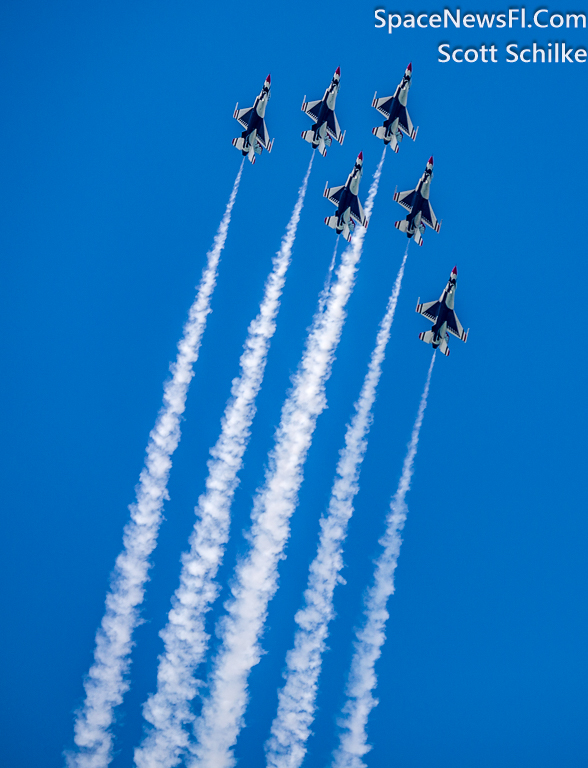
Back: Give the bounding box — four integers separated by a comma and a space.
393, 156, 441, 246
416, 267, 468, 357
232, 75, 274, 164
301, 67, 345, 157
371, 63, 418, 153
323, 151, 368, 242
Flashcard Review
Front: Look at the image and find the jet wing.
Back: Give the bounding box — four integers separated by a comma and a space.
416, 300, 441, 322
256, 118, 272, 151
420, 200, 441, 232
397, 106, 415, 139
303, 99, 323, 123
324, 184, 345, 207
234, 106, 255, 130
326, 110, 344, 144
372, 94, 395, 119
349, 195, 368, 227
394, 189, 416, 213
446, 309, 468, 341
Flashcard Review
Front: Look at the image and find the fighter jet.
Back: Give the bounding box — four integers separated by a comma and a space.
323, 152, 368, 242
232, 75, 274, 164
416, 267, 468, 356
393, 156, 441, 246
371, 63, 418, 153
301, 67, 345, 157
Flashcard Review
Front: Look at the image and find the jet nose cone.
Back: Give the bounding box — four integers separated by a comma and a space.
358, 151, 363, 161
266, 74, 271, 83
452, 266, 458, 275
407, 62, 412, 71
335, 66, 341, 75
428, 155, 434, 165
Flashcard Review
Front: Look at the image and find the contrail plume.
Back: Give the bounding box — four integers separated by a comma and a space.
332, 352, 436, 768
265, 246, 409, 768
66, 163, 244, 768
189, 149, 387, 768
133, 156, 314, 768
317, 238, 339, 314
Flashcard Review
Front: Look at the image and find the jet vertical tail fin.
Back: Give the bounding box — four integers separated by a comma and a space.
372, 126, 400, 152
325, 216, 352, 241
438, 338, 450, 356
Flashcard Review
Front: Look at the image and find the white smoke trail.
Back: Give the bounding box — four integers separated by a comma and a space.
66, 163, 244, 768
332, 352, 436, 768
265, 246, 409, 768
317, 239, 339, 314
188, 149, 387, 768
133, 156, 314, 768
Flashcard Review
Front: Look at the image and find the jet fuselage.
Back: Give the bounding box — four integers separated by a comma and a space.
301, 68, 343, 156
405, 163, 433, 236
324, 151, 367, 241
334, 160, 363, 231
382, 73, 411, 138
311, 78, 339, 136
416, 267, 466, 355
241, 81, 270, 150
430, 273, 456, 348
371, 63, 416, 152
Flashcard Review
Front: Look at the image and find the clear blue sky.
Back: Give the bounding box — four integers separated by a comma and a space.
1, 1, 587, 767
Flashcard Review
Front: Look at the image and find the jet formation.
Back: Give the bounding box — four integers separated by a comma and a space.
231, 66, 469, 354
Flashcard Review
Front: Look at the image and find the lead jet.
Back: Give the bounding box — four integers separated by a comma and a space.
301, 67, 345, 157
416, 267, 468, 357
232, 74, 274, 164
393, 156, 441, 246
371, 63, 418, 154
323, 151, 368, 242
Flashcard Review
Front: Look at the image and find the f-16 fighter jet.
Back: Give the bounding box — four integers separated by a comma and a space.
393, 156, 441, 246
301, 67, 345, 157
323, 151, 368, 242
416, 267, 468, 357
232, 74, 274, 164
371, 63, 418, 154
